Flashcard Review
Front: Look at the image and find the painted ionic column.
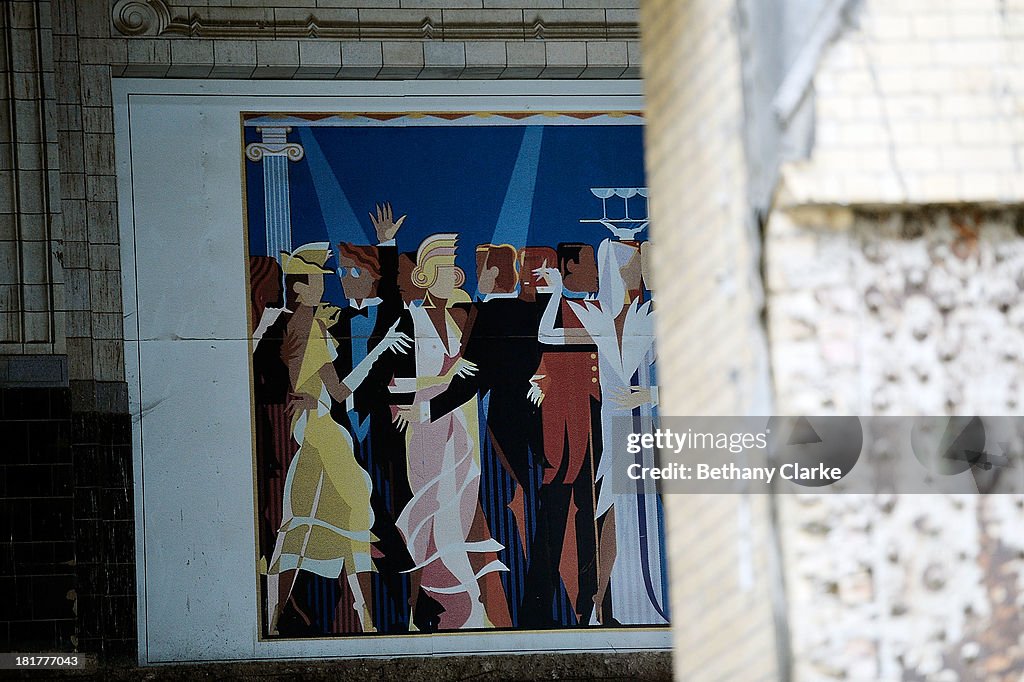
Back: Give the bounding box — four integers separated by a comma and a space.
245, 127, 304, 260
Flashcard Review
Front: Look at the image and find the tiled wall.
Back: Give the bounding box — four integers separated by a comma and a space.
1, 0, 644, 664
0, 387, 135, 659
0, 386, 76, 652
0, 1, 65, 354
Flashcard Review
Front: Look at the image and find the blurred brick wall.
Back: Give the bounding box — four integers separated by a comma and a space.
767, 0, 1024, 679
779, 0, 1023, 205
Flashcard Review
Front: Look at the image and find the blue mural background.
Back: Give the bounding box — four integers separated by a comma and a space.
245, 123, 646, 290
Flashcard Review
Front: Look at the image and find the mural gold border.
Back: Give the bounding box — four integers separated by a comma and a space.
239, 110, 668, 644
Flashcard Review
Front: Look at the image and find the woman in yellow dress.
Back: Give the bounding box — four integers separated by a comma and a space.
267, 243, 412, 634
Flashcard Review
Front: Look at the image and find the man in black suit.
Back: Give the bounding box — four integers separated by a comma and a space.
327, 204, 418, 633
420, 243, 547, 624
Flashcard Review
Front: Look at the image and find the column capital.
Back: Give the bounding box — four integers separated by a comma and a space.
245, 127, 304, 163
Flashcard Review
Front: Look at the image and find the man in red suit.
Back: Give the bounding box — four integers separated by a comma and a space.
521, 242, 603, 627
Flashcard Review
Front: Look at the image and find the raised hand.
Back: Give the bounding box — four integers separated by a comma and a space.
393, 404, 425, 432
369, 202, 407, 243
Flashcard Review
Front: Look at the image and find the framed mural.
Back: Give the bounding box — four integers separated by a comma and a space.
243, 110, 669, 639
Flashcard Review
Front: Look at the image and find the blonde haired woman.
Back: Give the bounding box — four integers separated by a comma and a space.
394, 233, 510, 630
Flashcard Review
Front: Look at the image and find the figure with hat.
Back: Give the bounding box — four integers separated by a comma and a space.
266, 242, 413, 635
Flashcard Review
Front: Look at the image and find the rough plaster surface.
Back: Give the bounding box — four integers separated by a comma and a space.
768, 209, 1024, 416
767, 209, 1024, 680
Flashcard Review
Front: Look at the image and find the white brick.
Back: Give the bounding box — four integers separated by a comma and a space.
421, 42, 465, 78
339, 41, 382, 78
541, 41, 586, 78
211, 41, 256, 78
582, 41, 627, 78
379, 41, 423, 79
502, 41, 544, 78
296, 41, 341, 78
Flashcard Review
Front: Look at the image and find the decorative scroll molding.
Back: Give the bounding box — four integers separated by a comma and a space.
112, 0, 171, 37
114, 8, 638, 41
245, 142, 305, 163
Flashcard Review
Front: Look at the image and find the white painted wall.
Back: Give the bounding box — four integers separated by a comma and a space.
112, 79, 670, 664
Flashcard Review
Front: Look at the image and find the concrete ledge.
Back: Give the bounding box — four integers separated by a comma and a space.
38, 651, 672, 680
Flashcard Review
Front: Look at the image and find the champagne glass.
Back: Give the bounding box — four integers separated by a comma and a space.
590, 187, 615, 220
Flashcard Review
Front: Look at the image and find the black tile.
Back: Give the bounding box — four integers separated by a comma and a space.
54, 618, 77, 649
31, 498, 74, 542
12, 619, 57, 650
30, 573, 75, 620
104, 447, 133, 490
10, 576, 34, 620
75, 562, 103, 597
5, 463, 52, 497
7, 499, 32, 541
12, 541, 53, 575
0, 501, 15, 539
51, 390, 71, 418
105, 563, 135, 596
52, 463, 73, 496
104, 636, 137, 660
76, 594, 102, 640
52, 540, 74, 569
71, 445, 101, 487
107, 520, 134, 563
0, 577, 14, 619
100, 487, 130, 521
92, 414, 114, 445
102, 595, 136, 639
72, 413, 97, 445
111, 416, 132, 446
3, 388, 52, 420
73, 521, 100, 563
0, 541, 13, 575
0, 421, 31, 464
73, 486, 99, 520
29, 419, 72, 464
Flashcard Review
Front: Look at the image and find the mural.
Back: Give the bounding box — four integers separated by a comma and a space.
243, 112, 668, 638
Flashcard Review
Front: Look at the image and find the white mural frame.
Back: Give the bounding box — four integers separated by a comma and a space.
112, 79, 669, 665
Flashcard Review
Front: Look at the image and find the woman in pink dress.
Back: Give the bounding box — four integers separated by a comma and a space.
394, 233, 509, 630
